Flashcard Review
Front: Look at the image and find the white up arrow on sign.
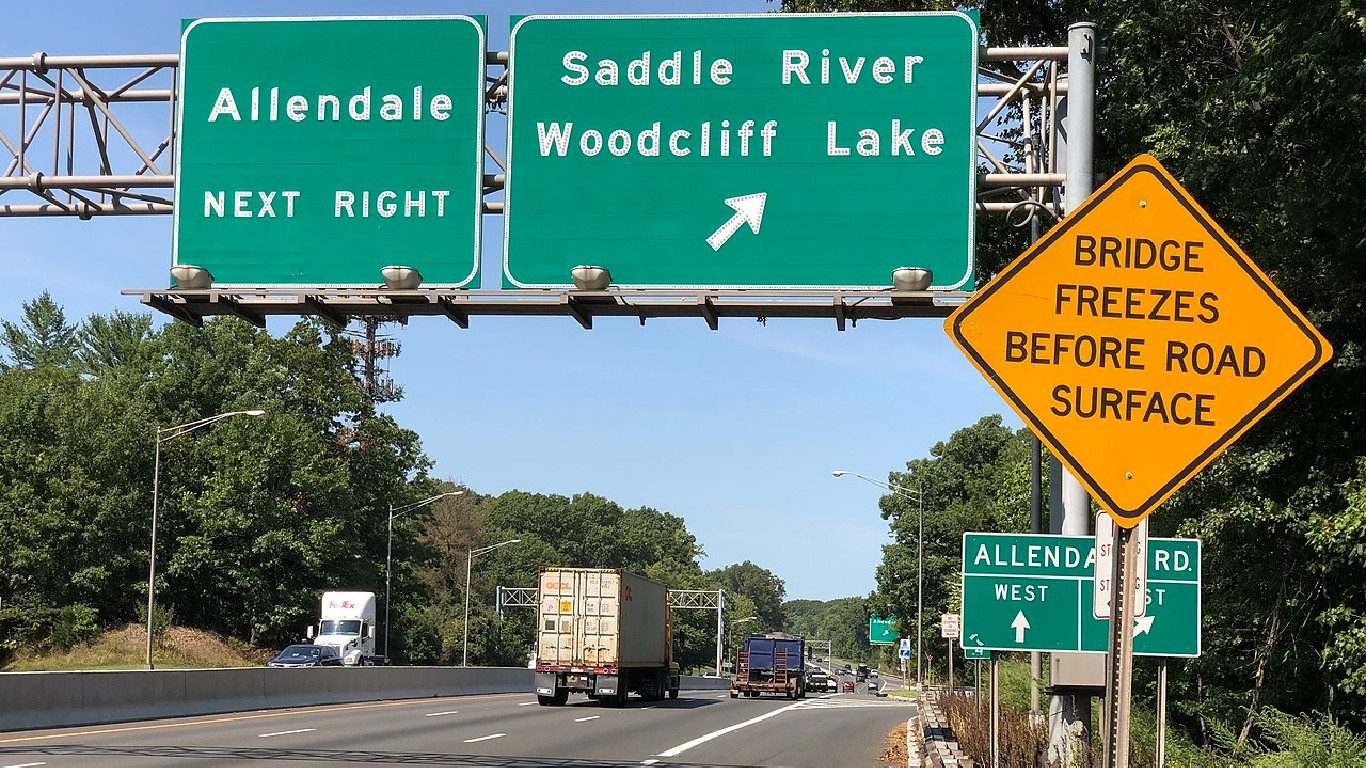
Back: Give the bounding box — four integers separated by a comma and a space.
1011, 611, 1030, 643
706, 193, 767, 251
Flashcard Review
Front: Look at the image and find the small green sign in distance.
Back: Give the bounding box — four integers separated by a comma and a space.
960, 532, 1201, 657
503, 13, 978, 290
963, 647, 990, 660
869, 615, 899, 645
175, 17, 486, 287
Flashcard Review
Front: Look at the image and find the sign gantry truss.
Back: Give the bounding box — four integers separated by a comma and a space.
2, 43, 1073, 328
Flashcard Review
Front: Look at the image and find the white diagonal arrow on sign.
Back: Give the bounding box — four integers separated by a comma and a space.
1134, 615, 1156, 636
1011, 611, 1030, 643
706, 192, 767, 251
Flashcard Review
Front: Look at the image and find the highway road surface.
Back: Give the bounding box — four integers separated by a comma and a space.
0, 687, 914, 767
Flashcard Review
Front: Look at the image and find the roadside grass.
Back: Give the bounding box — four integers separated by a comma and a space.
5, 623, 271, 671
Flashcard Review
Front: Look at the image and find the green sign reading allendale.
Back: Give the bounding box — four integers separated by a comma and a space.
869, 615, 900, 645
175, 17, 486, 287
503, 13, 978, 290
961, 533, 1202, 657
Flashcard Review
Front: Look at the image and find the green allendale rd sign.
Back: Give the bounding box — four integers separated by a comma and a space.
175, 17, 487, 287
869, 615, 900, 645
503, 13, 979, 290
961, 532, 1202, 657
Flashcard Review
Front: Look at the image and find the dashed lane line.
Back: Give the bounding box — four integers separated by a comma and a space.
656, 701, 805, 758
0, 694, 524, 745
574, 715, 600, 722
424, 710, 461, 717
463, 733, 506, 743
258, 728, 316, 738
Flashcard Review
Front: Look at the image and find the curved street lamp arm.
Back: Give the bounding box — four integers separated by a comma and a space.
158, 409, 265, 442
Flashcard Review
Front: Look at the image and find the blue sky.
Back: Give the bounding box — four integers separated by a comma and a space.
1, 1, 1022, 602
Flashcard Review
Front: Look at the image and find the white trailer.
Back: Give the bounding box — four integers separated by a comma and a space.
534, 568, 680, 707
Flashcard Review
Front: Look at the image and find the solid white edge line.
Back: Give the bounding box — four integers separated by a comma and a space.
424, 710, 460, 717
518, 701, 537, 706
3, 763, 47, 768
574, 715, 600, 722
656, 701, 804, 758
463, 733, 506, 743
257, 728, 316, 738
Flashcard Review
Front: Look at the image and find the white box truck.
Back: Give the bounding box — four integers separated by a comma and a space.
534, 568, 680, 707
309, 591, 379, 666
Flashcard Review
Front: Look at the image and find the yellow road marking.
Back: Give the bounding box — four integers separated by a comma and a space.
0, 693, 523, 744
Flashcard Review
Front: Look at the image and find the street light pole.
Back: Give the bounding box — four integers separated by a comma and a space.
385, 491, 462, 660
463, 538, 521, 667
146, 409, 264, 670
832, 469, 927, 693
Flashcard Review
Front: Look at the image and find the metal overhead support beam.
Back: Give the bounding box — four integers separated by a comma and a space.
7, 43, 1069, 328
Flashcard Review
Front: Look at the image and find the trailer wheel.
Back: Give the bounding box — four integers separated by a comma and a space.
669, 687, 679, 699
538, 689, 568, 706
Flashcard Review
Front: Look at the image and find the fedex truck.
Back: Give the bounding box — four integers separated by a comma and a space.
309, 591, 379, 666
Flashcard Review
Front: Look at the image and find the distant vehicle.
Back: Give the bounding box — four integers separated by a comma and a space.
842, 680, 855, 692
268, 644, 343, 667
805, 669, 830, 693
856, 663, 870, 681
732, 633, 806, 699
867, 680, 880, 695
309, 591, 379, 666
870, 669, 879, 679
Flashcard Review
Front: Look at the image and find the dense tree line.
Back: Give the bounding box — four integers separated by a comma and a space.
0, 297, 791, 669
777, 0, 1366, 748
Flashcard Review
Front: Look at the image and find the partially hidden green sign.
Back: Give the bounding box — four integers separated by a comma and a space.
961, 533, 1201, 657
869, 615, 899, 645
503, 13, 978, 290
175, 17, 486, 287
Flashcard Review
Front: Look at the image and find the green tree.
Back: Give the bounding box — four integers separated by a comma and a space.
76, 309, 153, 375
705, 561, 786, 631
1, 291, 79, 370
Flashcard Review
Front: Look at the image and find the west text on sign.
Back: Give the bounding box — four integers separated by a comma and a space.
946, 155, 1331, 525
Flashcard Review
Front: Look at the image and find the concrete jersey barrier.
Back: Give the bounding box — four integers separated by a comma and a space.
0, 668, 730, 732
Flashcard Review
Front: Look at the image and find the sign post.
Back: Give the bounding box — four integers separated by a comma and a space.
504, 13, 979, 290
946, 154, 1332, 528
175, 17, 487, 287
941, 613, 960, 690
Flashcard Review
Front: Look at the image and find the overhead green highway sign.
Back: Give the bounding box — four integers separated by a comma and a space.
174, 17, 486, 287
503, 13, 978, 290
961, 532, 1201, 657
869, 615, 899, 645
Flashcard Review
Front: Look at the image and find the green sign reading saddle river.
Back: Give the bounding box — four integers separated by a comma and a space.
503, 13, 978, 290
175, 17, 486, 287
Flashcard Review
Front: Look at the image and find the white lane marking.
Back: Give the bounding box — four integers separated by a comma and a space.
656, 701, 804, 757
258, 728, 316, 738
4, 762, 47, 767
424, 710, 460, 717
518, 701, 537, 706
642, 761, 659, 765
574, 715, 600, 722
463, 733, 506, 743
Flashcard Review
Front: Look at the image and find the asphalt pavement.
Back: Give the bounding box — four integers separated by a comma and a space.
0, 685, 915, 767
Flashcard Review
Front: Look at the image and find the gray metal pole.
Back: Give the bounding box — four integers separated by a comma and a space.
463, 547, 473, 667
384, 504, 393, 659
1030, 436, 1042, 719
1103, 524, 1137, 768
1157, 657, 1168, 766
145, 432, 162, 671
917, 486, 924, 693
1046, 21, 1098, 766
990, 655, 1001, 768
715, 591, 725, 676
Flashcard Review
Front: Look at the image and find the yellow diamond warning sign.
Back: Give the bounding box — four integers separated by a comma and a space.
947, 155, 1331, 527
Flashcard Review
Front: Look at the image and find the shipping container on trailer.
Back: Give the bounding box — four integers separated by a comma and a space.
533, 567, 680, 707
731, 633, 806, 699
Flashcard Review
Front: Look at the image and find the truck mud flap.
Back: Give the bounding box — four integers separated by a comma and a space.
593, 675, 620, 697
535, 671, 558, 696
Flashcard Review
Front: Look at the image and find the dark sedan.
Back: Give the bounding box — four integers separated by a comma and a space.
267, 644, 343, 667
